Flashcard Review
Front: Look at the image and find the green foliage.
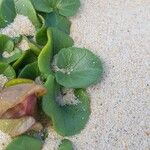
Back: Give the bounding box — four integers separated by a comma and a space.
38, 28, 53, 75
44, 12, 71, 34
18, 61, 40, 80
31, 0, 53, 13
5, 135, 42, 150
54, 47, 103, 88
0, 35, 22, 64
55, 0, 80, 17
0, 0, 16, 28
42, 75, 90, 136
51, 27, 74, 54
58, 139, 73, 150
31, 0, 80, 17
0, 63, 16, 79
0, 1, 104, 148
14, 0, 40, 28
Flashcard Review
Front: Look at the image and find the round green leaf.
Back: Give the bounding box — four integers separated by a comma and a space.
58, 139, 73, 150
55, 0, 80, 17
42, 75, 90, 136
0, 0, 16, 28
14, 0, 40, 28
54, 47, 103, 88
44, 12, 71, 34
30, 0, 53, 13
5, 135, 42, 150
0, 63, 16, 79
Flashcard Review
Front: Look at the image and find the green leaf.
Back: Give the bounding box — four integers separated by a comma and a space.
36, 16, 47, 46
0, 0, 16, 28
54, 47, 103, 88
12, 50, 37, 74
5, 135, 42, 150
44, 12, 71, 34
1, 48, 22, 64
51, 27, 74, 54
0, 63, 16, 79
18, 61, 40, 80
58, 139, 73, 150
0, 34, 22, 64
30, 0, 53, 13
38, 28, 53, 75
42, 75, 90, 136
0, 34, 14, 52
55, 0, 80, 17
14, 0, 40, 28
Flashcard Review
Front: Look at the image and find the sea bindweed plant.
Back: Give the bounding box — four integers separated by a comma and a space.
0, 0, 104, 149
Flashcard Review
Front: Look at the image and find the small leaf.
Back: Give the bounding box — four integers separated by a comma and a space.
0, 35, 22, 64
1, 48, 22, 64
44, 12, 71, 34
0, 34, 14, 52
58, 139, 73, 150
36, 16, 47, 46
0, 0, 16, 28
38, 28, 53, 75
55, 0, 80, 17
5, 135, 42, 150
14, 0, 40, 28
18, 61, 40, 80
51, 27, 74, 54
30, 0, 53, 13
12, 50, 37, 74
0, 63, 16, 79
42, 75, 90, 136
54, 47, 103, 88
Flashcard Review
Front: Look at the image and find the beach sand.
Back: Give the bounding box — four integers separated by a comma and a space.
69, 0, 150, 149
0, 0, 149, 150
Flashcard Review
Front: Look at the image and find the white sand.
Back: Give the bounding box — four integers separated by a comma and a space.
69, 0, 150, 149
0, 0, 150, 149
0, 15, 35, 38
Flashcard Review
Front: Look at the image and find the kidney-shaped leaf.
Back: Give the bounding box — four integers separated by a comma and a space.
5, 135, 42, 150
44, 12, 71, 34
55, 0, 80, 17
42, 75, 90, 136
54, 47, 103, 88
